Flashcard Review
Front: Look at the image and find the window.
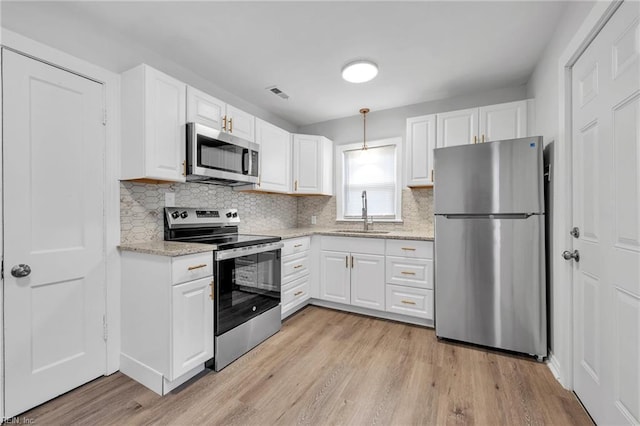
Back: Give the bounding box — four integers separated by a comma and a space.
336, 137, 402, 221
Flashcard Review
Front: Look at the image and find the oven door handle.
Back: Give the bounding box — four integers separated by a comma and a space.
215, 242, 284, 261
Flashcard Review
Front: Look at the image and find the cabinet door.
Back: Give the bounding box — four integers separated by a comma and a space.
351, 253, 385, 311
478, 100, 528, 142
144, 66, 186, 181
256, 119, 291, 193
292, 134, 321, 194
186, 86, 225, 131
406, 114, 436, 186
226, 104, 255, 143
319, 250, 350, 304
436, 107, 479, 147
171, 277, 213, 380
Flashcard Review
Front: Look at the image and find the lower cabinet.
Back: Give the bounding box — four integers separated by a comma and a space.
319, 250, 351, 304
281, 237, 311, 318
120, 251, 214, 395
350, 254, 385, 311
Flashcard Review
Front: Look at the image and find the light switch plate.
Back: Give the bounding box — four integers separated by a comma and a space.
311, 215, 317, 225
165, 192, 175, 207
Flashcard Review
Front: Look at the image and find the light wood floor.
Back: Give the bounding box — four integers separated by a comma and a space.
22, 306, 592, 425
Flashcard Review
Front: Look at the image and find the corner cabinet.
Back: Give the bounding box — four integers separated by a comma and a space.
292, 134, 333, 195
186, 86, 255, 143
120, 251, 214, 395
236, 119, 291, 193
121, 64, 187, 182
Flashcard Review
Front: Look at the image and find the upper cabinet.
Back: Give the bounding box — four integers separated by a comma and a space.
406, 114, 437, 186
407, 99, 533, 187
436, 100, 529, 147
292, 134, 333, 195
121, 64, 187, 182
186, 86, 255, 143
236, 119, 291, 193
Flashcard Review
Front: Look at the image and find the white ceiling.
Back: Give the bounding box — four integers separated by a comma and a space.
1, 1, 569, 127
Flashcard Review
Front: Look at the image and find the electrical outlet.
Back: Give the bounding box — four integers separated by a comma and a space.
311, 215, 317, 225
165, 192, 175, 207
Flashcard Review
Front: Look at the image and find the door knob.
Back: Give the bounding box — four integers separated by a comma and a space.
569, 227, 580, 238
562, 250, 580, 262
11, 264, 31, 277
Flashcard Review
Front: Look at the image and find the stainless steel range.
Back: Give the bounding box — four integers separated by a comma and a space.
164, 207, 283, 371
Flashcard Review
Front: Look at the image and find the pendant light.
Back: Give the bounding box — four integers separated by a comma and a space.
360, 108, 370, 150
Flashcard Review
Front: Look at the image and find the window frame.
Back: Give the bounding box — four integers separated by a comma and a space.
335, 137, 403, 222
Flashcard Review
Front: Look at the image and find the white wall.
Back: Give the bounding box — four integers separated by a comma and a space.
298, 85, 528, 145
525, 1, 595, 386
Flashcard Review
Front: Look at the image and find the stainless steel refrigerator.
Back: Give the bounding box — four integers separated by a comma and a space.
434, 136, 547, 359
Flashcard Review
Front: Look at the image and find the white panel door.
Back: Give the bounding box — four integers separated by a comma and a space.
478, 100, 528, 142
436, 107, 478, 147
406, 114, 436, 186
350, 253, 385, 311
171, 277, 214, 380
2, 50, 106, 417
256, 119, 291, 193
319, 251, 350, 304
226, 104, 255, 143
292, 134, 321, 193
571, 2, 639, 425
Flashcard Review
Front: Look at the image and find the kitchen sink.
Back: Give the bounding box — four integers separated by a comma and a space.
333, 230, 390, 234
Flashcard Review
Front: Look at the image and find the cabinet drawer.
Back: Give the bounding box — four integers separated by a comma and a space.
282, 251, 309, 283
385, 285, 433, 319
282, 237, 311, 257
171, 252, 213, 285
282, 276, 310, 311
385, 239, 433, 259
386, 257, 433, 289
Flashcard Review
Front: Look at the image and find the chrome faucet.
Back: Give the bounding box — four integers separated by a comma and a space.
362, 190, 370, 231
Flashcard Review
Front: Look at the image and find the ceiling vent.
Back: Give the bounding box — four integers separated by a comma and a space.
266, 86, 289, 100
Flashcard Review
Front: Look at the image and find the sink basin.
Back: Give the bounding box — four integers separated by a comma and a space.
333, 230, 390, 234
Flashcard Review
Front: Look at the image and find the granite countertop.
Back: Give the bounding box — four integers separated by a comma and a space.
118, 241, 216, 257
259, 227, 434, 241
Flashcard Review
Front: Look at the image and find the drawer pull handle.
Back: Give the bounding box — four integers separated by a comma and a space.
209, 280, 215, 300
401, 300, 416, 305
294, 291, 303, 297
294, 244, 303, 248
293, 265, 304, 269
401, 247, 416, 251
188, 264, 208, 271
401, 271, 416, 275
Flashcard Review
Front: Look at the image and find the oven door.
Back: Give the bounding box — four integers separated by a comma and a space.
214, 243, 283, 336
187, 122, 259, 183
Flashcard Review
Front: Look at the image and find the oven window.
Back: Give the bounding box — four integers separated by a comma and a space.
198, 134, 246, 174
215, 250, 281, 335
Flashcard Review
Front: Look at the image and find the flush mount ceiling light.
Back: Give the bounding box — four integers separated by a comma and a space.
341, 60, 378, 83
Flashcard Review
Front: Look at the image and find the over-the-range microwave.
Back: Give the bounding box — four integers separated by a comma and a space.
186, 122, 259, 186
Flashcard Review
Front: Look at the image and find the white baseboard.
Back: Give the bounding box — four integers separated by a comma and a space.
546, 350, 571, 390
120, 353, 164, 395
309, 299, 433, 327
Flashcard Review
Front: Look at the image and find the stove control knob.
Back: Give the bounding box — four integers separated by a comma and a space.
171, 211, 180, 219
232, 212, 238, 218
180, 211, 189, 219
226, 212, 233, 218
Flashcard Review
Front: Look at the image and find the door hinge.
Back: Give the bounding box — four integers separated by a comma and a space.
102, 108, 107, 126
103, 315, 108, 341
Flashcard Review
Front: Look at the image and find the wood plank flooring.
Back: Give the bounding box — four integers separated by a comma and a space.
21, 306, 592, 425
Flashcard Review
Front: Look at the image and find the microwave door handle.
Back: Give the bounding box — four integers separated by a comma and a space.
242, 148, 250, 175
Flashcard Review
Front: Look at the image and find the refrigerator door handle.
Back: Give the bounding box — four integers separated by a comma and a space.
441, 213, 535, 220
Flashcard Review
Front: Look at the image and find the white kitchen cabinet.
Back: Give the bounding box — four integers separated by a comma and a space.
237, 118, 291, 193
292, 134, 333, 195
384, 239, 433, 320
435, 100, 530, 148
281, 237, 312, 318
319, 237, 386, 311
186, 85, 255, 142
406, 114, 437, 186
121, 64, 186, 182
120, 251, 214, 395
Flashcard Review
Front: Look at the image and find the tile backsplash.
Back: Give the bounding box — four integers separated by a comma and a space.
120, 182, 433, 243
120, 182, 297, 244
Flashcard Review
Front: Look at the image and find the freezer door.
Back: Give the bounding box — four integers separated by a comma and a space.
433, 136, 544, 215
434, 214, 547, 357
